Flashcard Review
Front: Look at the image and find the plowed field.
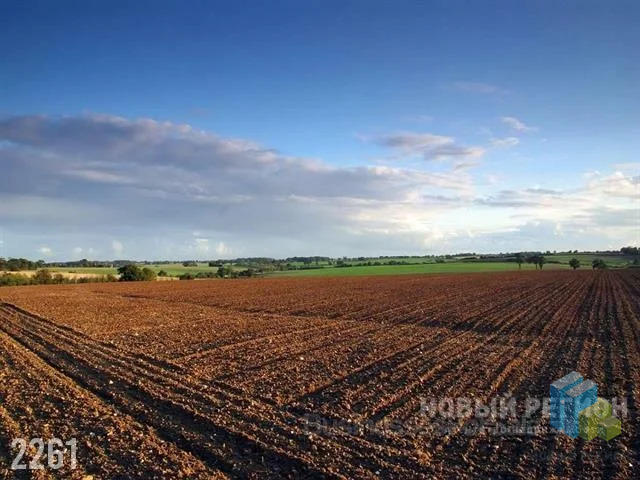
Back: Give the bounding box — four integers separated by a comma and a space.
1, 270, 638, 479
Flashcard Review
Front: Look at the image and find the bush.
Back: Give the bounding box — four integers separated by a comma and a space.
238, 268, 257, 277
178, 271, 220, 280
33, 269, 53, 284
195, 271, 217, 279
0, 273, 31, 286
216, 265, 237, 278
335, 260, 353, 268
141, 267, 157, 281
592, 259, 607, 270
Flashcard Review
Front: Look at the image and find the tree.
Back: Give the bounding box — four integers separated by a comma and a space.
141, 267, 157, 281
537, 255, 546, 270
526, 254, 544, 270
118, 264, 141, 281
592, 259, 607, 270
118, 265, 157, 281
2, 258, 39, 271
515, 253, 524, 269
216, 265, 236, 278
569, 258, 581, 270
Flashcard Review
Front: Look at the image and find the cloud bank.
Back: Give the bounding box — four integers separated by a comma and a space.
0, 114, 636, 259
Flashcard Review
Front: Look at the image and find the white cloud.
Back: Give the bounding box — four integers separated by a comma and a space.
62, 169, 134, 184
501, 116, 537, 133
38, 246, 52, 257
490, 137, 520, 148
193, 238, 211, 254
112, 240, 124, 257
612, 163, 640, 172
365, 132, 485, 160
185, 237, 230, 257
215, 241, 230, 256
584, 171, 639, 200
374, 132, 451, 151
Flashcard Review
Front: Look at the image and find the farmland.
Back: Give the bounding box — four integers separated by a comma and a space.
0, 270, 638, 479
8, 251, 633, 281
268, 261, 562, 277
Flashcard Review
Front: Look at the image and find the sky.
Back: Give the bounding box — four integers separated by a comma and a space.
0, 0, 638, 260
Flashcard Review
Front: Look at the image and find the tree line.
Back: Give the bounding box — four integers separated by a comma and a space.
0, 258, 44, 271
514, 253, 546, 270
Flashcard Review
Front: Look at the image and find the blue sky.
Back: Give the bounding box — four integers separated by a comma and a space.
1, 1, 638, 260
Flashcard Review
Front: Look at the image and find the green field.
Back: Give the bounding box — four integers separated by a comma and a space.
48, 266, 119, 275
271, 253, 636, 278
145, 263, 219, 276
267, 261, 567, 277
544, 253, 633, 267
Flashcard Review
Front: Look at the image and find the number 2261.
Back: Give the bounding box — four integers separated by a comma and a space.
10, 438, 77, 470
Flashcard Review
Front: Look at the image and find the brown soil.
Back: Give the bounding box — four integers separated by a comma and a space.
0, 270, 637, 478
